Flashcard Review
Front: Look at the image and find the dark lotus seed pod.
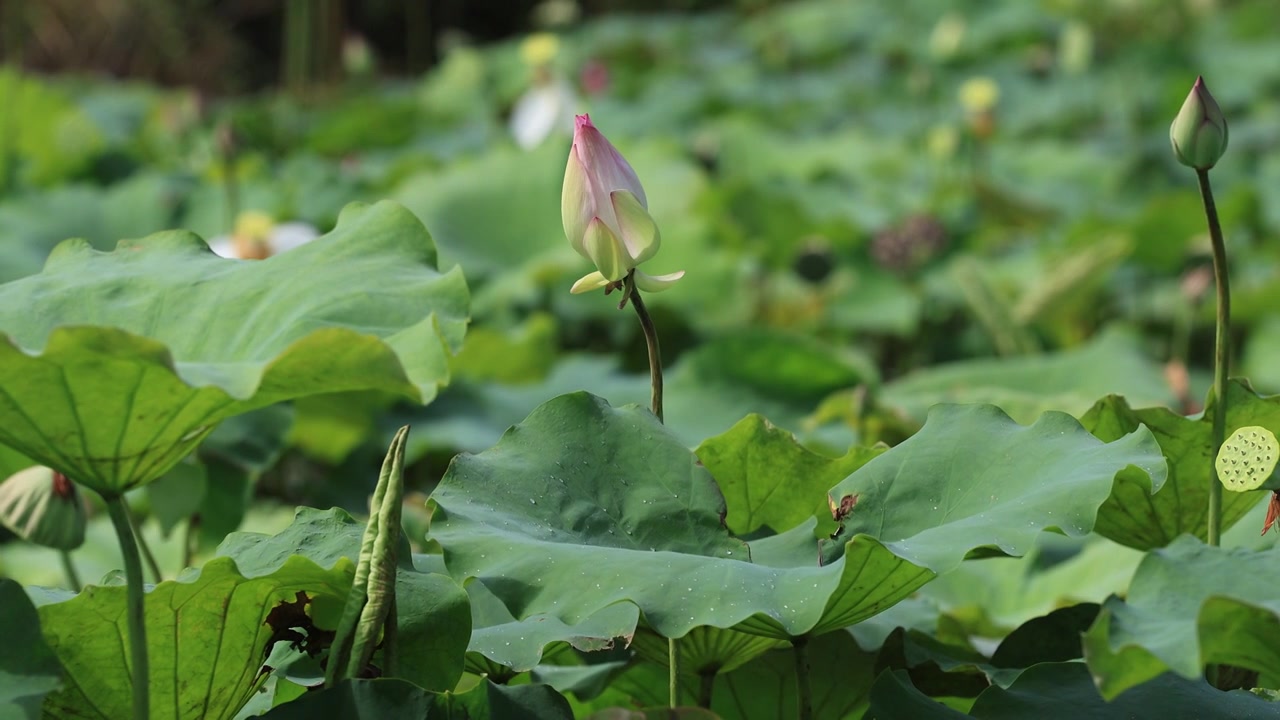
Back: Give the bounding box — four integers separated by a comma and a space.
871, 214, 949, 274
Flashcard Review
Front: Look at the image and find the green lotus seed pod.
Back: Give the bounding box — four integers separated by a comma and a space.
0, 467, 87, 550
1215, 426, 1279, 492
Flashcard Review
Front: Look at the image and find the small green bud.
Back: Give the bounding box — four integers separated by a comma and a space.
1170, 76, 1228, 171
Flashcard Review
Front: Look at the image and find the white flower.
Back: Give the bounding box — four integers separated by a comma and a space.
207, 211, 319, 260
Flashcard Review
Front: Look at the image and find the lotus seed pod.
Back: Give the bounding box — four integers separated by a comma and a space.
1215, 426, 1279, 492
0, 467, 87, 550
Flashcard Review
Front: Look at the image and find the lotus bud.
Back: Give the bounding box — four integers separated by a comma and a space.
0, 467, 86, 550
1170, 76, 1228, 171
561, 114, 684, 294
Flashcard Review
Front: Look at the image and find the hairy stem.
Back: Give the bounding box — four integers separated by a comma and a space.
794, 636, 812, 720
1197, 168, 1230, 547
106, 496, 150, 720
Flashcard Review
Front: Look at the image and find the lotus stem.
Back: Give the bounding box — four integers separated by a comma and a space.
182, 516, 197, 569
626, 273, 664, 424
668, 633, 681, 707
698, 670, 715, 708
793, 636, 813, 720
59, 549, 81, 592
1197, 168, 1229, 547
127, 508, 164, 582
105, 495, 150, 720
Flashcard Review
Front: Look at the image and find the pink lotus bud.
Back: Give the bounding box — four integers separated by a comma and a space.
561, 114, 683, 294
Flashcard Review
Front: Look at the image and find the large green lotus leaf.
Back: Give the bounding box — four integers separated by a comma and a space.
394, 571, 475, 693
0, 200, 468, 494
881, 329, 1175, 425
987, 604, 1099, 670
630, 625, 786, 677
429, 392, 933, 642
466, 574, 639, 674
392, 142, 568, 279
0, 174, 188, 284
0, 579, 62, 719
34, 555, 354, 720
201, 403, 296, 475
696, 414, 884, 536
920, 536, 1143, 632
217, 507, 368, 576
0, 443, 34, 480
257, 677, 434, 719
531, 660, 631, 703
218, 507, 471, 693
0, 69, 104, 191
429, 679, 574, 720
573, 630, 870, 718
710, 630, 876, 720
568, 661, 676, 716
968, 662, 1280, 719
1082, 379, 1273, 549
862, 670, 971, 720
257, 677, 574, 720
414, 548, 640, 675
822, 404, 1166, 574
867, 662, 1280, 720
448, 313, 559, 385
1083, 535, 1280, 699
288, 391, 396, 465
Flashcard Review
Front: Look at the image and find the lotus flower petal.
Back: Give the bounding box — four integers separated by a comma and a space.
634, 269, 685, 293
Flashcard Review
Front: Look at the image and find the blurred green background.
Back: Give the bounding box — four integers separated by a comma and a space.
3, 0, 1280, 578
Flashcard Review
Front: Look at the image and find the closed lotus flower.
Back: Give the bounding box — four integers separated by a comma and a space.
1170, 76, 1228, 171
562, 114, 684, 294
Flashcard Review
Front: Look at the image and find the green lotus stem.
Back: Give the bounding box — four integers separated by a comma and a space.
667, 634, 680, 707
59, 549, 81, 592
626, 274, 664, 424
105, 495, 150, 720
698, 670, 715, 708
127, 508, 164, 582
793, 636, 812, 720
1197, 168, 1229, 547
182, 517, 196, 570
